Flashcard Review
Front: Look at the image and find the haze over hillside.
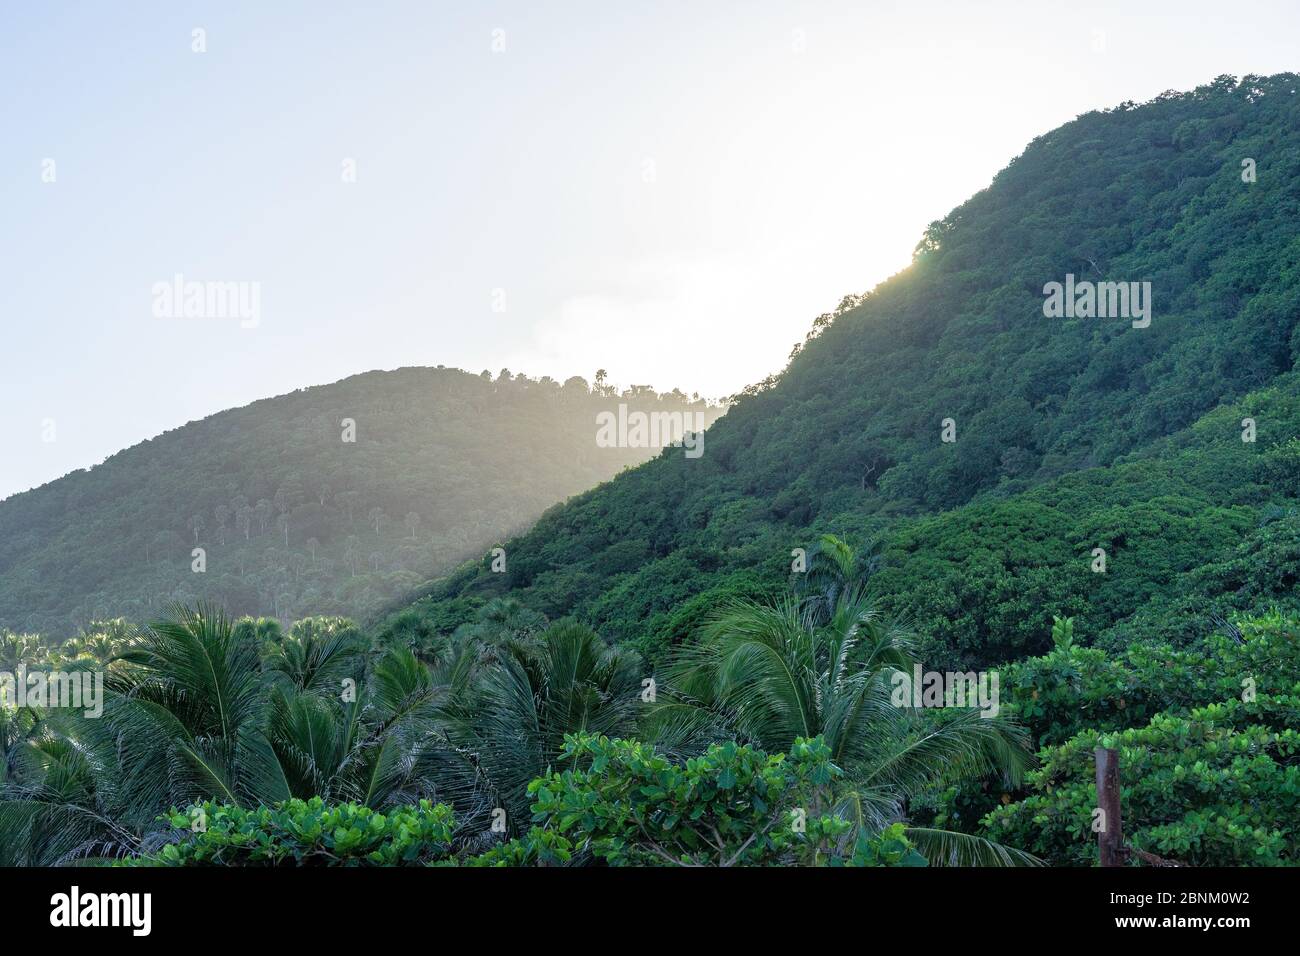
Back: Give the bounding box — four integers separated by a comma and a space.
0, 367, 724, 635
382, 74, 1300, 668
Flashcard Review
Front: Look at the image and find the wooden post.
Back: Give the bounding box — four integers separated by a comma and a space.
1095, 747, 1123, 867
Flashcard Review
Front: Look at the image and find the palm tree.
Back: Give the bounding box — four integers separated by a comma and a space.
450, 596, 547, 651
262, 618, 364, 694
657, 589, 1039, 865
793, 532, 882, 625
436, 620, 642, 833
0, 605, 476, 863
0, 704, 39, 788
0, 604, 289, 864
105, 603, 292, 809
58, 620, 135, 668
265, 644, 476, 810
0, 721, 145, 864
0, 630, 45, 671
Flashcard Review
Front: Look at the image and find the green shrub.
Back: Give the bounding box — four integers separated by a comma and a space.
123, 797, 456, 866
984, 694, 1300, 866
119, 737, 926, 867
1000, 611, 1300, 748
471, 733, 925, 867
924, 612, 1300, 842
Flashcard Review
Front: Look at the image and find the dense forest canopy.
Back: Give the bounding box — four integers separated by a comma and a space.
0, 367, 724, 636
382, 74, 1300, 670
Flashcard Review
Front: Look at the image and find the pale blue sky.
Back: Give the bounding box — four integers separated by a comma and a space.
3, 0, 1298, 500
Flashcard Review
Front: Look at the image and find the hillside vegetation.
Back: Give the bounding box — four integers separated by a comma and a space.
384, 74, 1300, 669
3, 75, 1299, 870
0, 367, 723, 636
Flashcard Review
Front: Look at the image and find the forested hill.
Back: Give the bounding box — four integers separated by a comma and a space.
0, 367, 725, 635
382, 74, 1300, 665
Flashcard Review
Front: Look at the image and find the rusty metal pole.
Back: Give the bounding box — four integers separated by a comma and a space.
1095, 747, 1123, 867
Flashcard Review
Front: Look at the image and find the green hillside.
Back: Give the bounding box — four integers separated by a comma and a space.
4, 74, 1299, 871
0, 367, 724, 636
382, 74, 1300, 668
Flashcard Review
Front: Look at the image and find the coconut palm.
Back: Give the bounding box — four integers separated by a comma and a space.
264, 643, 477, 810
792, 532, 883, 626
0, 606, 279, 868
0, 706, 37, 787
436, 620, 643, 833
0, 630, 45, 671
0, 603, 290, 864
0, 605, 477, 863
0, 720, 142, 864
656, 589, 1039, 865
59, 619, 136, 667
262, 617, 366, 693
109, 603, 289, 806
449, 596, 548, 654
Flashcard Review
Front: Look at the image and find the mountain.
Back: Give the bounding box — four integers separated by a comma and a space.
379, 73, 1300, 667
5, 72, 1299, 873
0, 367, 725, 635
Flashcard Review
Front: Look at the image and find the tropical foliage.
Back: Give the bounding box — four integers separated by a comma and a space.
979, 612, 1300, 865
986, 695, 1300, 866
123, 735, 928, 868
0, 585, 1027, 866
123, 798, 457, 867
655, 587, 1037, 864
6, 75, 1300, 869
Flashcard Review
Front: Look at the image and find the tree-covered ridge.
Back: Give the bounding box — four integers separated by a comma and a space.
386, 75, 1300, 669
0, 366, 724, 636
385, 367, 1300, 671
867, 370, 1300, 668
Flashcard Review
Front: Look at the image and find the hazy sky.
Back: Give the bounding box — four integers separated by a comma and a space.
3, 0, 1298, 501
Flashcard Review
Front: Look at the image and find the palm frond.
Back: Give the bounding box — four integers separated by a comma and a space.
905, 827, 1043, 867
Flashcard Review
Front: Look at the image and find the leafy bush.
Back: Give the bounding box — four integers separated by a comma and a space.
123, 797, 456, 866
472, 734, 926, 867
922, 611, 1300, 839
121, 737, 927, 867
984, 694, 1300, 866
996, 611, 1300, 748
